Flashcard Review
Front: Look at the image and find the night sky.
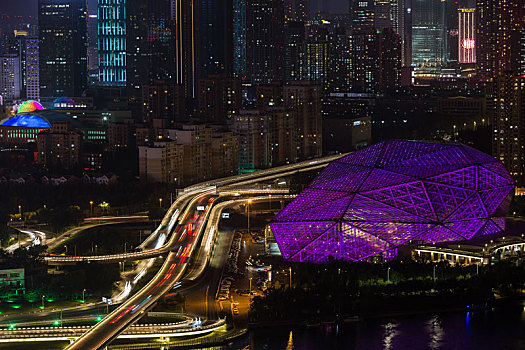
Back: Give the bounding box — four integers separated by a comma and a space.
0, 0, 348, 17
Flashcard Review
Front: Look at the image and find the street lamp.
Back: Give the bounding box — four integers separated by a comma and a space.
64, 245, 67, 254
289, 267, 292, 289
249, 277, 253, 295
82, 289, 86, 302
247, 199, 252, 234
18, 205, 21, 215
433, 265, 436, 281
159, 198, 163, 208
41, 295, 45, 309
387, 267, 391, 282
89, 201, 94, 216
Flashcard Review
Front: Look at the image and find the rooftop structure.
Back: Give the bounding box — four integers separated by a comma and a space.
270, 140, 515, 263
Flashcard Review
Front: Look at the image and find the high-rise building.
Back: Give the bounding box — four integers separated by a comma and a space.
233, 0, 246, 79
88, 13, 98, 84
142, 81, 185, 125
98, 0, 127, 86
284, 21, 305, 83
411, 0, 446, 69
283, 82, 322, 160
458, 8, 476, 64
477, 0, 524, 78
38, 0, 88, 98
127, 0, 175, 97
13, 26, 39, 100
350, 0, 375, 33
198, 74, 241, 124
173, 0, 199, 100
491, 74, 525, 184
199, 0, 233, 78
374, 0, 400, 31
300, 24, 329, 88
377, 28, 402, 91
246, 0, 285, 84
285, 0, 308, 22
0, 55, 21, 102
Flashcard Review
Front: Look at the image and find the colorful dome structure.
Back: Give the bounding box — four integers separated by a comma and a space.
270, 140, 515, 263
17, 100, 44, 114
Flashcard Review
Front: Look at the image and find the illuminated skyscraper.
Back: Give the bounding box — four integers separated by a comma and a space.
285, 0, 308, 22
172, 0, 198, 99
233, 0, 246, 79
127, 0, 175, 96
411, 0, 446, 69
246, 0, 285, 84
38, 0, 88, 97
491, 74, 525, 184
98, 0, 126, 86
0, 55, 21, 101
458, 8, 475, 64
477, 0, 524, 78
199, 0, 233, 77
350, 0, 375, 33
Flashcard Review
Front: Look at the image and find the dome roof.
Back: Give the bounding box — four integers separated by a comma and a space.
17, 100, 44, 114
0, 114, 51, 128
270, 140, 515, 263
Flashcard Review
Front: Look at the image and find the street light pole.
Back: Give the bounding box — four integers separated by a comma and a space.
247, 199, 252, 234
159, 198, 163, 208
433, 265, 436, 281
82, 289, 86, 302
249, 277, 252, 295
42, 295, 45, 309
18, 205, 21, 215
64, 245, 67, 254
289, 267, 292, 289
89, 201, 93, 216
387, 267, 391, 282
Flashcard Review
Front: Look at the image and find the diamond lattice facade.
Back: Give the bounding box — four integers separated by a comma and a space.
270, 140, 515, 263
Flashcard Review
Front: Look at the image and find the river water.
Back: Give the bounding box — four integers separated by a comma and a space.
216, 304, 525, 350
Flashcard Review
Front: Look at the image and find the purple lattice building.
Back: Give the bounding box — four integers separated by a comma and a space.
270, 140, 515, 263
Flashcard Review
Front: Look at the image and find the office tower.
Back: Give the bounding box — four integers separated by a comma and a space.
352, 33, 377, 92
377, 28, 402, 91
200, 0, 233, 78
233, 0, 246, 79
13, 26, 39, 100
350, 0, 375, 33
491, 74, 525, 184
0, 55, 21, 101
285, 0, 308, 22
411, 0, 446, 69
402, 0, 412, 67
458, 9, 475, 64
300, 23, 329, 87
172, 0, 198, 100
477, 0, 525, 78
98, 0, 126, 86
283, 82, 322, 160
127, 0, 175, 97
246, 0, 285, 84
375, 0, 400, 31
327, 30, 354, 92
284, 21, 305, 83
38, 0, 88, 98
24, 36, 39, 100
88, 13, 98, 83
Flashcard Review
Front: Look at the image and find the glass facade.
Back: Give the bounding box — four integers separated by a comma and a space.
411, 0, 446, 69
271, 141, 514, 263
98, 0, 127, 86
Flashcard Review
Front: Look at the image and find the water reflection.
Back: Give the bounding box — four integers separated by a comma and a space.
427, 315, 443, 349
382, 322, 398, 350
285, 331, 294, 350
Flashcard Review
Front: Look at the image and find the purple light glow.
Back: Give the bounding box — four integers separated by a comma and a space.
270, 140, 515, 263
